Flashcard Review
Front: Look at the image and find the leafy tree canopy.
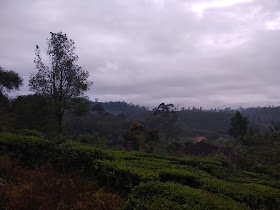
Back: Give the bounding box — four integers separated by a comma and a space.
123, 121, 159, 152
0, 66, 23, 97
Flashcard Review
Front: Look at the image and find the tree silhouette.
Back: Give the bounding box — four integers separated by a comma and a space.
153, 103, 180, 142
0, 66, 23, 103
29, 32, 92, 133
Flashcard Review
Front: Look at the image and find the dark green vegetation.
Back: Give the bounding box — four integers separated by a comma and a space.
0, 66, 23, 108
0, 155, 126, 209
1, 132, 280, 209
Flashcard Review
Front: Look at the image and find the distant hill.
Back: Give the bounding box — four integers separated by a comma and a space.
91, 101, 148, 115
178, 111, 233, 135
240, 106, 280, 124
89, 101, 266, 139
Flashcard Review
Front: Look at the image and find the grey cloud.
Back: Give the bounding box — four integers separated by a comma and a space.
1, 0, 280, 109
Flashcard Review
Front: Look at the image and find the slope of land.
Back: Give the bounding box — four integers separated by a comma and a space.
1, 132, 280, 209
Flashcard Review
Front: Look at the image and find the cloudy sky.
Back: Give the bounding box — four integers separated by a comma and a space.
1, 0, 280, 109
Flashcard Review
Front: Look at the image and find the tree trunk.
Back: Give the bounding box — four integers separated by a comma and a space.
57, 112, 63, 134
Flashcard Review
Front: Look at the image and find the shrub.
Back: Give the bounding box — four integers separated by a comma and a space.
16, 129, 44, 138
51, 141, 112, 172
253, 164, 280, 179
0, 133, 55, 167
0, 133, 111, 170
159, 169, 202, 188
93, 159, 152, 191
78, 133, 97, 144
201, 178, 280, 209
1, 132, 280, 209
124, 181, 247, 210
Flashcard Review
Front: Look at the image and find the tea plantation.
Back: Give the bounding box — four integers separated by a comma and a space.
1, 132, 280, 209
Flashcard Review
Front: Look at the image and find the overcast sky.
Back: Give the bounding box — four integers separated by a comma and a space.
1, 0, 280, 109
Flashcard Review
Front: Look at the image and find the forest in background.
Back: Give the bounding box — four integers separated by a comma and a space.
0, 96, 272, 151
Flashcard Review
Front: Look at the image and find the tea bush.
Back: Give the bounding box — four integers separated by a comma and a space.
16, 129, 44, 137
201, 178, 280, 209
0, 132, 54, 167
125, 181, 247, 210
1, 132, 280, 209
159, 169, 202, 188
53, 141, 112, 171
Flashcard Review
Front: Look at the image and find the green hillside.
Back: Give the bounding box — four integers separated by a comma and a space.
1, 132, 280, 209
178, 111, 233, 133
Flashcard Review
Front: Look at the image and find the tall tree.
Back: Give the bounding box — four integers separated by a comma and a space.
29, 32, 92, 133
152, 103, 180, 142
0, 66, 23, 102
228, 111, 248, 144
0, 67, 23, 131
